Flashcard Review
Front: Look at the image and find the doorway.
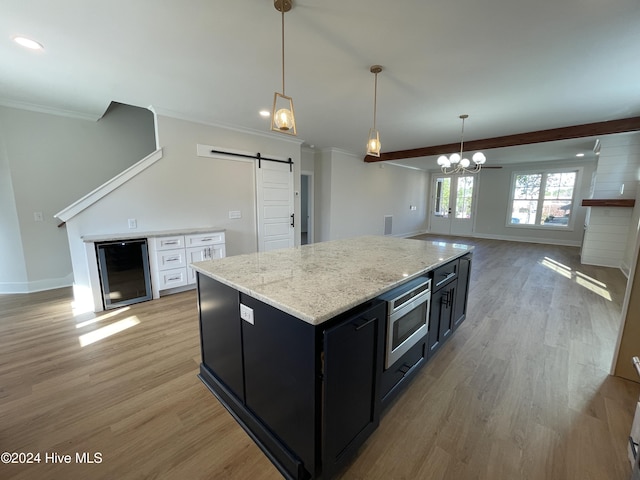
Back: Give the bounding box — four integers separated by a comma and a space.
301, 172, 314, 245
430, 174, 476, 236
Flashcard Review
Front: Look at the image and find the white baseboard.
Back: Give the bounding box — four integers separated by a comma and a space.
0, 273, 74, 294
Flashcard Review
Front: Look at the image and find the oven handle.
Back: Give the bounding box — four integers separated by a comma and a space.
389, 288, 431, 322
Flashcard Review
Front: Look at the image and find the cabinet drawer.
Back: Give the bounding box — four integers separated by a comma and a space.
153, 235, 185, 250
432, 259, 459, 290
156, 249, 187, 270
186, 231, 225, 247
157, 267, 188, 289
380, 339, 425, 402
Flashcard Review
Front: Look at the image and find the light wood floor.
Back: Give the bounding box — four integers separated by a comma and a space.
1, 237, 639, 480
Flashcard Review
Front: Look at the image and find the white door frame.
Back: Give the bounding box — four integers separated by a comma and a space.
429, 173, 477, 236
301, 171, 314, 244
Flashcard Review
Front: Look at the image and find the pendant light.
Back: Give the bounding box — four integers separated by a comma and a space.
271, 0, 296, 135
437, 114, 486, 174
366, 65, 383, 157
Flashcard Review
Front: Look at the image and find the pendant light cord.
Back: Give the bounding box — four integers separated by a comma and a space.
372, 71, 378, 131
460, 115, 465, 158
281, 7, 286, 96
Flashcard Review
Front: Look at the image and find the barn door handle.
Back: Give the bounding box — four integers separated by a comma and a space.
290, 213, 295, 227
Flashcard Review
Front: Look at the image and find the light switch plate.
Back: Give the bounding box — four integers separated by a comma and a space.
240, 303, 254, 324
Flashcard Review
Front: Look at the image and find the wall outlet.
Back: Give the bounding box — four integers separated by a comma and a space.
229, 210, 241, 219
240, 303, 254, 324
128, 218, 137, 229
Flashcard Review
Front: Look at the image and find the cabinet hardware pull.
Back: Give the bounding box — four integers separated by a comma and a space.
290, 213, 295, 227
167, 257, 179, 262
200, 238, 212, 242
168, 276, 181, 281
164, 241, 179, 245
436, 272, 456, 287
354, 317, 377, 331
629, 436, 638, 460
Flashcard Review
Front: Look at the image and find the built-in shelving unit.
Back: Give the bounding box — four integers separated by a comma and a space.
581, 199, 636, 207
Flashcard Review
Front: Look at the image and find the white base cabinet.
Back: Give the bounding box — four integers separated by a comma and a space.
149, 230, 225, 298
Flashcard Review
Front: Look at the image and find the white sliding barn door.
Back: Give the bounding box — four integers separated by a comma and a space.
256, 160, 295, 251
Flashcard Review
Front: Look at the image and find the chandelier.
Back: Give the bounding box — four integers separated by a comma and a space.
366, 65, 383, 157
271, 0, 296, 135
437, 114, 486, 174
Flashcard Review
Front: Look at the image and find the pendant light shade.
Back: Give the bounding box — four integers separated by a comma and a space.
367, 128, 381, 156
271, 0, 297, 136
437, 114, 487, 174
366, 65, 383, 157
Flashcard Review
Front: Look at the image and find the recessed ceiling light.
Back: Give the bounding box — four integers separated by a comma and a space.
13, 35, 44, 50
259, 110, 270, 118
576, 153, 585, 157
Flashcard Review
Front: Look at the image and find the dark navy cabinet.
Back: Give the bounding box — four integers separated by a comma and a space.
322, 301, 385, 479
197, 272, 385, 480
428, 253, 472, 356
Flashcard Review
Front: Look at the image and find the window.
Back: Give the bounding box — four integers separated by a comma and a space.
508, 169, 578, 228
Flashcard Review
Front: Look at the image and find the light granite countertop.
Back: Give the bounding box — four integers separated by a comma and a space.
82, 227, 225, 243
191, 235, 473, 326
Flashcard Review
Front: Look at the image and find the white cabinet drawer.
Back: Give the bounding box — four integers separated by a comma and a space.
156, 249, 187, 270
185, 231, 225, 247
153, 235, 185, 250
157, 268, 188, 290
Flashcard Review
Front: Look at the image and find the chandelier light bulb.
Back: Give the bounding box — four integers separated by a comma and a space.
460, 158, 470, 168
437, 155, 450, 167
449, 153, 461, 164
472, 152, 486, 164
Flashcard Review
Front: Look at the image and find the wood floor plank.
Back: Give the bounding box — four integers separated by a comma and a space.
1, 236, 639, 479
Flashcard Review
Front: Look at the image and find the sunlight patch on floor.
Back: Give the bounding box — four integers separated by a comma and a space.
75, 306, 131, 329
79, 316, 140, 347
541, 256, 612, 301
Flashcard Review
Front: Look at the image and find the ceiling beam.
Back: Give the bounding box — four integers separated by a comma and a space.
364, 116, 640, 162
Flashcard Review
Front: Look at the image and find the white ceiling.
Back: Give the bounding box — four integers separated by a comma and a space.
2, 0, 639, 169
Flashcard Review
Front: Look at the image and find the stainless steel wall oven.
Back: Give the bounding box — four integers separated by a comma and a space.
379, 276, 431, 369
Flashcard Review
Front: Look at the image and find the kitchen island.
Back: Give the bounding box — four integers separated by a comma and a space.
191, 235, 473, 480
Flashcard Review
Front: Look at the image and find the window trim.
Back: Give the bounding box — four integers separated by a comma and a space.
506, 166, 582, 231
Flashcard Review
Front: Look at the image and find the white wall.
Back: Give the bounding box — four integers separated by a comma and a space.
0, 130, 27, 287
582, 132, 640, 268
63, 114, 302, 311
317, 148, 428, 240
0, 104, 156, 293
469, 158, 596, 246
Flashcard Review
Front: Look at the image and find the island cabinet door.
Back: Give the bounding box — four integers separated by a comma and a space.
239, 293, 319, 480
428, 282, 456, 356
322, 301, 385, 479
197, 274, 244, 398
453, 253, 472, 331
